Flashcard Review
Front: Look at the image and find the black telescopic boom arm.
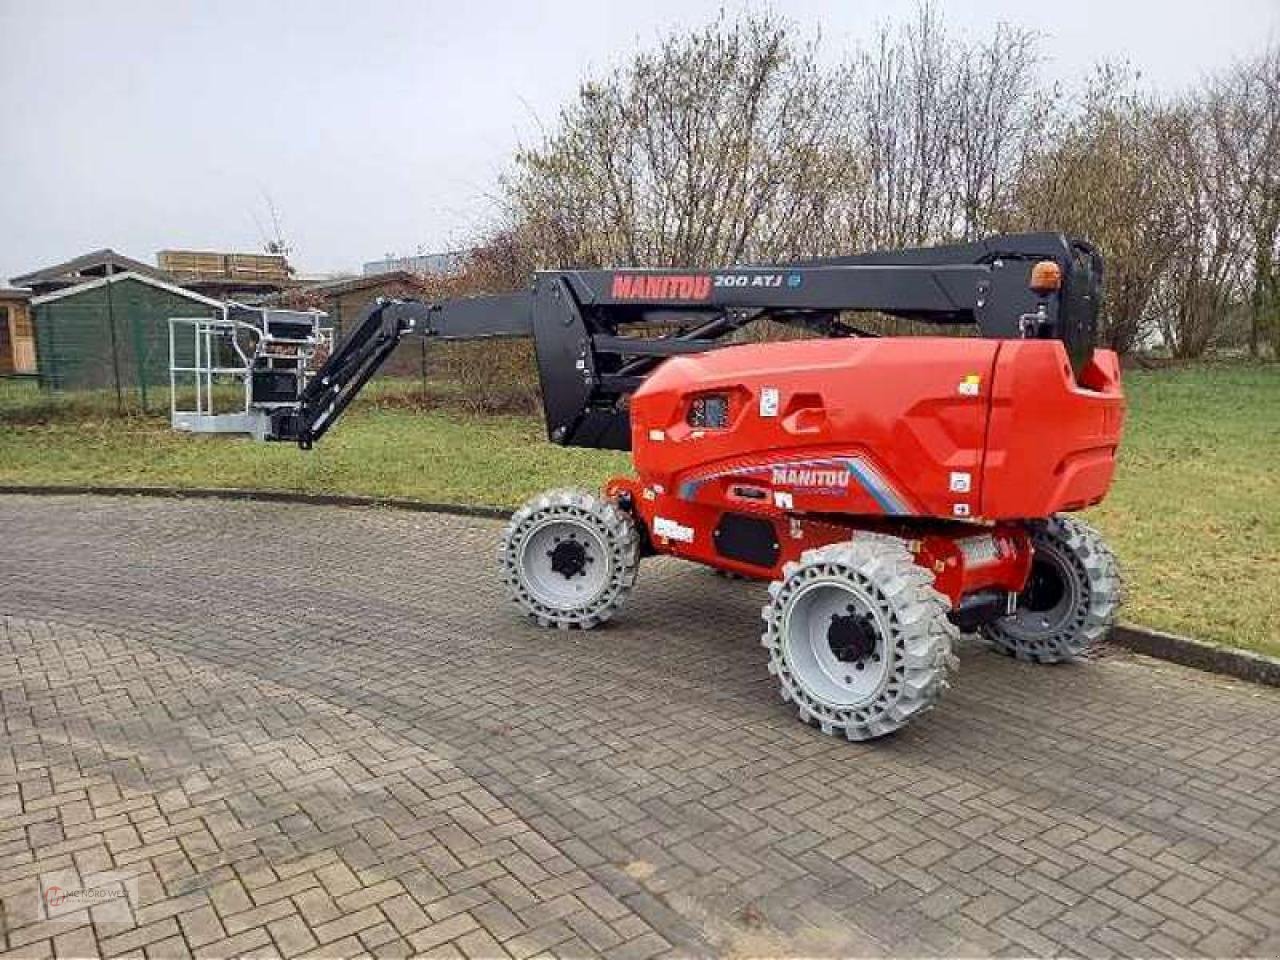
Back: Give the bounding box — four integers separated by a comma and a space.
269, 293, 532, 447
268, 232, 1102, 452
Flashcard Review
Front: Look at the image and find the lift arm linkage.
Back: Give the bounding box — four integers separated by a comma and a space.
268, 293, 532, 447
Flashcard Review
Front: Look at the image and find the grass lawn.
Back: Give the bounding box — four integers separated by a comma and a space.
2, 367, 1277, 655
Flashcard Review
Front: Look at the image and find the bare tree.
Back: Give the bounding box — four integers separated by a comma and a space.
839, 3, 1047, 248
1152, 88, 1259, 357
485, 6, 1275, 361
502, 4, 1049, 268
502, 11, 855, 268
1007, 66, 1181, 353
1229, 46, 1280, 357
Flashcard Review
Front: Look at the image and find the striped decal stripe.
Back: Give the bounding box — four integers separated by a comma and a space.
676, 456, 914, 515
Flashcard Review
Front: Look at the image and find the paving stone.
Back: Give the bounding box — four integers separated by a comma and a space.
454, 928, 512, 959
380, 892, 432, 938
266, 915, 317, 958
191, 925, 273, 959
220, 897, 298, 936
143, 934, 192, 959
177, 905, 226, 949
308, 902, 385, 947
408, 912, 482, 953
1, 495, 1278, 959
206, 880, 252, 921
51, 925, 98, 959
97, 918, 181, 958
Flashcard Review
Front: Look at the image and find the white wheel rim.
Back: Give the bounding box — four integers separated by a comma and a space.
781, 577, 892, 707
517, 517, 611, 611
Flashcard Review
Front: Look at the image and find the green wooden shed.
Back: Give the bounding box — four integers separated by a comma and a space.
32, 272, 224, 407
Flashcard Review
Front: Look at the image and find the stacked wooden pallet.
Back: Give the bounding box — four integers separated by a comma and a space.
158, 250, 288, 284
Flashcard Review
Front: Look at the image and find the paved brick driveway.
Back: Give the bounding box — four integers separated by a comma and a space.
1, 494, 1278, 959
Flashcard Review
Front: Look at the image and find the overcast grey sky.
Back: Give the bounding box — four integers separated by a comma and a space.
2, 0, 1278, 281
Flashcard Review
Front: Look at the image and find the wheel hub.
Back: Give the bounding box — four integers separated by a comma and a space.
548, 538, 590, 579
827, 610, 878, 663
1007, 542, 1081, 633
1021, 557, 1067, 612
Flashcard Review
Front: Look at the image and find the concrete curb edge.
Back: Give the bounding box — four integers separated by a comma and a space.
1110, 625, 1280, 688
0, 483, 510, 519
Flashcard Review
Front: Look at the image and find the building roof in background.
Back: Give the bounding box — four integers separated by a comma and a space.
362, 250, 470, 278
0, 288, 32, 301
266, 270, 431, 303
11, 249, 171, 289
30, 271, 225, 308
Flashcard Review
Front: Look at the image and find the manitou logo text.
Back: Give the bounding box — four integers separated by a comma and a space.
771, 466, 851, 490
611, 274, 712, 301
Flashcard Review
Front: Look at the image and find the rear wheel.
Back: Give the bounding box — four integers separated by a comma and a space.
762, 537, 958, 741
500, 488, 640, 629
981, 515, 1121, 662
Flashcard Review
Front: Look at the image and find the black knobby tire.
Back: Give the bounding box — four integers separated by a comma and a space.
981, 515, 1121, 663
499, 488, 640, 630
761, 536, 958, 741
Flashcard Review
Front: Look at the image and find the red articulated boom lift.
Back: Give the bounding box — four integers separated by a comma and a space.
253, 232, 1124, 740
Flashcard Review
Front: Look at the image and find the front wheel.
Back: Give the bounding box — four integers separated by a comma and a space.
499, 488, 640, 629
762, 537, 958, 741
981, 515, 1121, 663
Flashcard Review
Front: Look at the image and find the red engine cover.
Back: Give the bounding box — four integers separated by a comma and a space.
628, 337, 1123, 521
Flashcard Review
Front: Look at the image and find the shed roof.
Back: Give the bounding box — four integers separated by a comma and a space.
289, 270, 430, 298
0, 288, 32, 302
11, 249, 172, 289
31, 271, 225, 309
